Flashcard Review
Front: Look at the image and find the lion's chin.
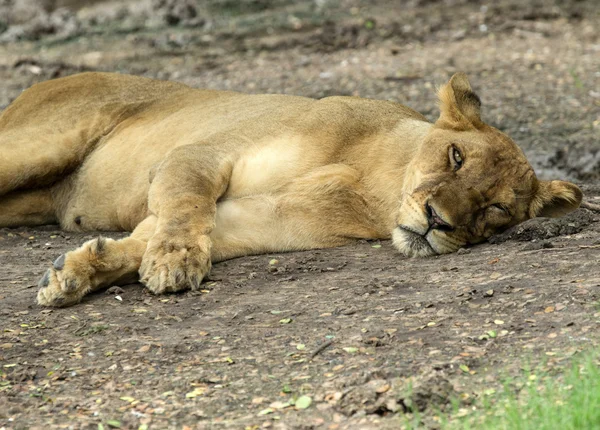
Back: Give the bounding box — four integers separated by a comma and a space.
392, 227, 438, 258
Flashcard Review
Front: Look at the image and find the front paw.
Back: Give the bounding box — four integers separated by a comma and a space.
139, 234, 211, 294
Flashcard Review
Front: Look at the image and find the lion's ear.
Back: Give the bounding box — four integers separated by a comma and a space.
436, 72, 483, 130
529, 180, 582, 218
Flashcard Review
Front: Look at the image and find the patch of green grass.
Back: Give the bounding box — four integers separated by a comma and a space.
447, 350, 600, 430
76, 324, 109, 337
569, 69, 585, 90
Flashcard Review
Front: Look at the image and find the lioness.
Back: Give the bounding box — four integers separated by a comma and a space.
0, 72, 581, 307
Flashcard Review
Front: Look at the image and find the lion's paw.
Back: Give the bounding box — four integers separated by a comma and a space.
36, 253, 93, 307
139, 234, 211, 294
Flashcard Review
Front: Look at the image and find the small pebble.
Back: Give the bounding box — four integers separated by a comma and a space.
106, 286, 125, 295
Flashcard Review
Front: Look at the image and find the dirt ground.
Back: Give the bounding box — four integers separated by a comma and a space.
1, 0, 599, 429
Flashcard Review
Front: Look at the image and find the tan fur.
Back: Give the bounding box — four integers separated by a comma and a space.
0, 72, 581, 307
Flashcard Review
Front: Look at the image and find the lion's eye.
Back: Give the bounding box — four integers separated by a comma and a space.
449, 146, 463, 171
490, 204, 510, 216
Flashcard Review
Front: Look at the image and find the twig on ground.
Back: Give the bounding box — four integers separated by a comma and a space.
520, 245, 600, 254
580, 201, 600, 212
310, 339, 334, 360
520, 246, 578, 254
73, 321, 88, 335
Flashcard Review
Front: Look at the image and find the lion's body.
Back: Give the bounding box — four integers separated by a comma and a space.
2, 73, 427, 238
0, 72, 581, 307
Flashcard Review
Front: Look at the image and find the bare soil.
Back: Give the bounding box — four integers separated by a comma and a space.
1, 1, 599, 429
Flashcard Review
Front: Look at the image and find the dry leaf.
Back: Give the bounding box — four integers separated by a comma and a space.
376, 384, 390, 394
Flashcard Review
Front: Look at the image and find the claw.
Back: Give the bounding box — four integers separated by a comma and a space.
53, 254, 66, 271
174, 269, 185, 285
189, 273, 201, 290
39, 269, 51, 288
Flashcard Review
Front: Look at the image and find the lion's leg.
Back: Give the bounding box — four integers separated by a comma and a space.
36, 216, 157, 307
139, 144, 234, 295
0, 189, 57, 227
141, 159, 386, 295
208, 196, 342, 262
211, 165, 386, 261
0, 125, 91, 198
0, 74, 125, 197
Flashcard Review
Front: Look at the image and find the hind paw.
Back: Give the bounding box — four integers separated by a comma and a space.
36, 239, 104, 307
36, 261, 91, 307
36, 236, 143, 307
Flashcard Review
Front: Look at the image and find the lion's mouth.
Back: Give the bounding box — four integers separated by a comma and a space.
396, 225, 438, 256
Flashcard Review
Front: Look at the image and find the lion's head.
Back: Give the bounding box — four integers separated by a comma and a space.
393, 73, 582, 257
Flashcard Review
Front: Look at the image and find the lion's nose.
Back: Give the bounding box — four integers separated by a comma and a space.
425, 202, 454, 232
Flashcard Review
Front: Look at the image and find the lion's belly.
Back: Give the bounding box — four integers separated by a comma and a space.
51, 94, 328, 231
54, 105, 220, 231
56, 133, 173, 231
56, 164, 153, 232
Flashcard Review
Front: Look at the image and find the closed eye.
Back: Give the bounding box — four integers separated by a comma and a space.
490, 203, 511, 216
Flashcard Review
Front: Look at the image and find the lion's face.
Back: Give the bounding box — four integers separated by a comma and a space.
394, 127, 538, 256
392, 73, 582, 257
